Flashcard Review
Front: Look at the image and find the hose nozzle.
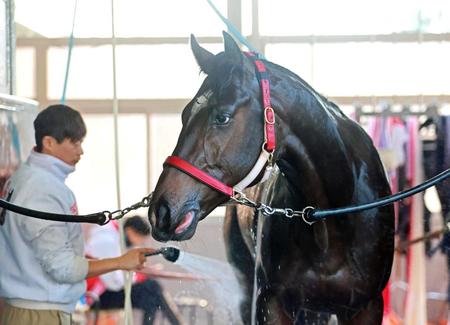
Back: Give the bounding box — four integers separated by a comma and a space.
145, 246, 181, 263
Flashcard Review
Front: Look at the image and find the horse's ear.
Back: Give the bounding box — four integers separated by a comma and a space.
223, 31, 243, 64
190, 34, 215, 75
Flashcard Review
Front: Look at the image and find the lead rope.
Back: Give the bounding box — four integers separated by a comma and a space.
61, 0, 78, 104
231, 167, 450, 225
205, 0, 263, 57
109, 0, 133, 324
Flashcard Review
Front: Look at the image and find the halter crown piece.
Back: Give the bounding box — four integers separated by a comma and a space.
164, 52, 275, 199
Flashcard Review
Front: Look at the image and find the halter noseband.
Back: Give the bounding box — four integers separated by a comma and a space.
164, 52, 275, 199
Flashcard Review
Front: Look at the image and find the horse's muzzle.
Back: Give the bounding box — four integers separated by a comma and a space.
148, 198, 200, 242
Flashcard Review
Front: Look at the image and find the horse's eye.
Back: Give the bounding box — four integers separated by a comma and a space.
214, 113, 231, 125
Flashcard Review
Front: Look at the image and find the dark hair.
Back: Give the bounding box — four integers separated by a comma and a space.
124, 216, 151, 236
34, 104, 87, 152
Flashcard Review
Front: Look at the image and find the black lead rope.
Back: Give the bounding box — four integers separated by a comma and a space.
0, 169, 448, 226
0, 197, 109, 225
305, 168, 450, 222
0, 193, 152, 226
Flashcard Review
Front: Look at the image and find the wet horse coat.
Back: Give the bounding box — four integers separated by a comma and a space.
149, 33, 394, 324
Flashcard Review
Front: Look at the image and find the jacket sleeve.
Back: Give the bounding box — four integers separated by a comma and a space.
19, 193, 89, 284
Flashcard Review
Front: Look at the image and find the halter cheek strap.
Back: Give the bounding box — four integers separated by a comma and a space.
233, 149, 273, 192
245, 52, 276, 152
165, 53, 275, 199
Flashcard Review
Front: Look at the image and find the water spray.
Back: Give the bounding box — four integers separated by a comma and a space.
146, 246, 244, 324
145, 246, 182, 263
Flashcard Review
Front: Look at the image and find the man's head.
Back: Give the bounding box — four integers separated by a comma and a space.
124, 216, 151, 247
34, 104, 86, 166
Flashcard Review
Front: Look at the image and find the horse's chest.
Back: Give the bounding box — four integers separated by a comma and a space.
236, 204, 257, 255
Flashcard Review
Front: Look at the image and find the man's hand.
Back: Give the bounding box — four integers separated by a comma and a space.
118, 248, 155, 271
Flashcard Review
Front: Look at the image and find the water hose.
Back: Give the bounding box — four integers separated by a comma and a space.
145, 247, 181, 263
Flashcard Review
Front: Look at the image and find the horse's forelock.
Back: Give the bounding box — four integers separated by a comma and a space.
185, 55, 247, 125
209, 60, 243, 99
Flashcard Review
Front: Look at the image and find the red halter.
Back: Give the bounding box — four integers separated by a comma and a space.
165, 52, 275, 198
245, 52, 276, 152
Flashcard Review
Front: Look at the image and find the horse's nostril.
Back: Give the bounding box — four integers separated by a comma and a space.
156, 199, 171, 230
158, 203, 169, 220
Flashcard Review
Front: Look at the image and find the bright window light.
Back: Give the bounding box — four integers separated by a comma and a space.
67, 114, 148, 214
16, 47, 35, 98
259, 0, 450, 35
15, 0, 227, 38
47, 44, 223, 100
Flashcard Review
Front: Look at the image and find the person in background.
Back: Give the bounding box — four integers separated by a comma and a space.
86, 215, 184, 325
0, 105, 152, 325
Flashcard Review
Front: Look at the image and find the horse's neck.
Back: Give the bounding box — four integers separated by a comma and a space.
273, 78, 355, 208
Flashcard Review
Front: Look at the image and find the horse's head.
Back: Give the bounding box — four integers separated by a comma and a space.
148, 32, 270, 241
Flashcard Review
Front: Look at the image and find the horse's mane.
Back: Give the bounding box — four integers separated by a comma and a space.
264, 60, 345, 118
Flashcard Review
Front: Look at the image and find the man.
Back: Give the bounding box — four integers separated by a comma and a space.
0, 104, 152, 325
86, 216, 184, 325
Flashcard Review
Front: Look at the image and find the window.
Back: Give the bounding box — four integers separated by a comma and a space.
15, 0, 227, 38
67, 114, 148, 213
242, 0, 252, 36
47, 46, 113, 99
149, 113, 182, 189
266, 41, 450, 97
115, 44, 221, 99
16, 47, 35, 98
311, 42, 450, 96
47, 44, 223, 100
259, 0, 450, 36
265, 43, 313, 84
114, 0, 227, 37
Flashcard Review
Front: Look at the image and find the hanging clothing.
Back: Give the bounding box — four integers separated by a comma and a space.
422, 116, 450, 304
403, 117, 427, 325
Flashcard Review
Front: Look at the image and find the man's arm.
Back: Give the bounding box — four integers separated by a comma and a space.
21, 195, 154, 283
86, 247, 153, 278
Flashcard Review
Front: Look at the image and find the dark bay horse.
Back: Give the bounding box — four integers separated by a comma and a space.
148, 32, 394, 324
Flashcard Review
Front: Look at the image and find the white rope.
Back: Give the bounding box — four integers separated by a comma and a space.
110, 0, 134, 324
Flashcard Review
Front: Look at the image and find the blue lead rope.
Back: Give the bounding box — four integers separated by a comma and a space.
206, 0, 265, 59
307, 168, 450, 221
61, 0, 78, 104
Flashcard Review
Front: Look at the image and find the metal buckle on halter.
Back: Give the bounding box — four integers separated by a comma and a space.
264, 106, 275, 124
267, 151, 274, 166
261, 143, 274, 166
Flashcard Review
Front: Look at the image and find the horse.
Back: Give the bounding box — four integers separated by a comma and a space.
148, 32, 394, 324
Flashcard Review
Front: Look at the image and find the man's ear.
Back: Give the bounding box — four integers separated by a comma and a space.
41, 135, 56, 153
